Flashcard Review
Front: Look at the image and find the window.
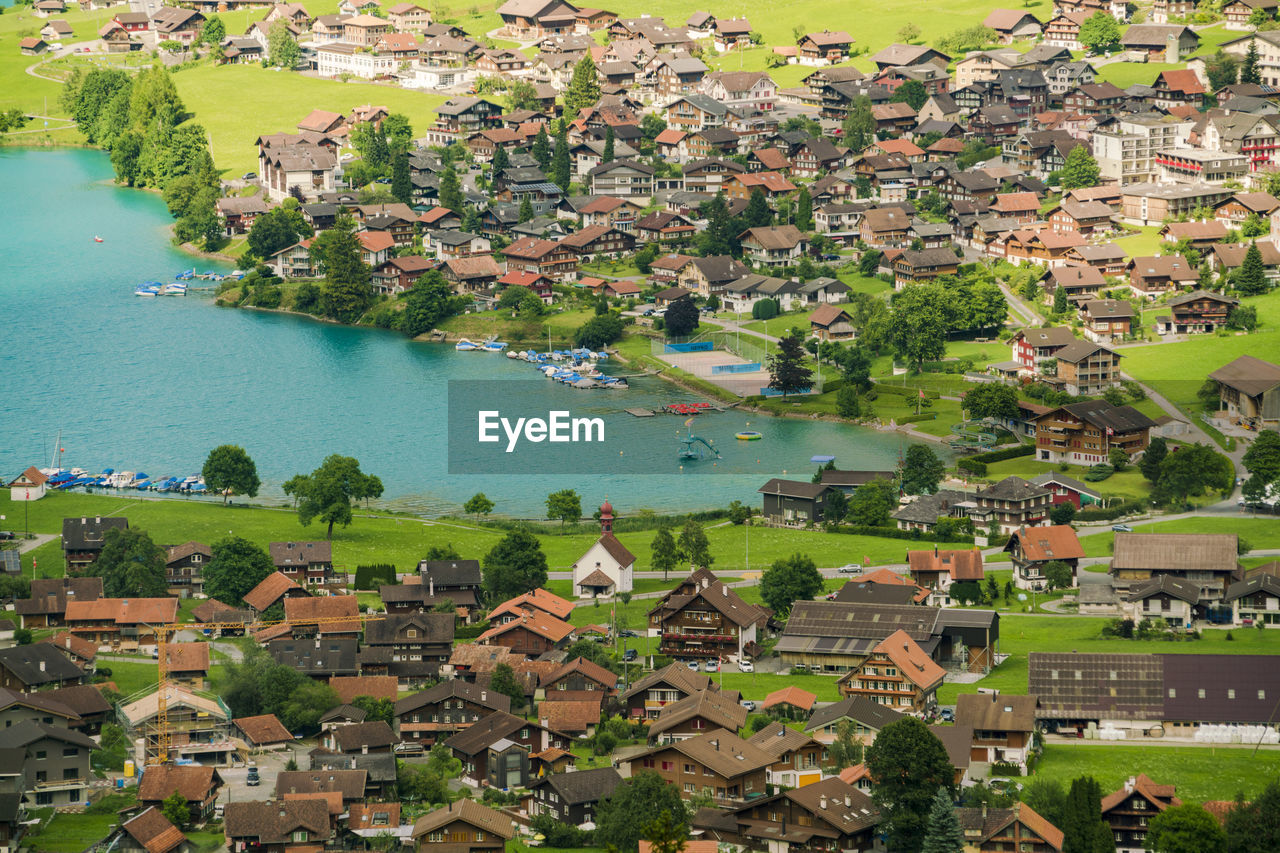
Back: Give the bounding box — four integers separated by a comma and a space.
35, 750, 46, 760
62, 747, 78, 757
475, 833, 484, 842
293, 832, 307, 842
1198, 689, 1206, 699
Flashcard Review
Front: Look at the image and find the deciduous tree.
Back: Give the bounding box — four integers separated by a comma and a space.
1078, 11, 1121, 53
676, 520, 713, 569
282, 454, 381, 538
1060, 144, 1101, 189
94, 528, 167, 597
482, 527, 548, 600
847, 477, 896, 526
202, 444, 261, 504
596, 771, 687, 853
1147, 804, 1227, 853
650, 526, 679, 579
545, 488, 582, 525
760, 552, 822, 615
664, 296, 699, 337
962, 383, 1018, 420
901, 444, 944, 495
203, 536, 274, 607
267, 18, 301, 69
866, 718, 956, 852
463, 492, 495, 522
890, 284, 948, 369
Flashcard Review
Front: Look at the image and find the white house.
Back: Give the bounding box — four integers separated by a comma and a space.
571, 501, 635, 599
8, 466, 48, 502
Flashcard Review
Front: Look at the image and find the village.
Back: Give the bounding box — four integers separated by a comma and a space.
5, 0, 1280, 847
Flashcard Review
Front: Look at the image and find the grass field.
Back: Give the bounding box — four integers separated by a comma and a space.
1078, 516, 1280, 558
1034, 743, 1280, 804
27, 793, 136, 853
436, 307, 598, 347
980, 456, 1155, 502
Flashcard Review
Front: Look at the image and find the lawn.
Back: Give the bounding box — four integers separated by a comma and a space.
1034, 743, 1280, 804
836, 270, 893, 296
716, 670, 844, 702
102, 660, 162, 697
980, 456, 1155, 503
1112, 225, 1165, 260
27, 793, 136, 853
936, 614, 1280, 705
437, 307, 598, 347
1079, 516, 1280, 558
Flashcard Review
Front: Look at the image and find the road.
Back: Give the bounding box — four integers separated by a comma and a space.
997, 281, 1042, 328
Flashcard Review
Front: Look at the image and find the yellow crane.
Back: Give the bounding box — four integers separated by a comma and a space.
152, 612, 384, 764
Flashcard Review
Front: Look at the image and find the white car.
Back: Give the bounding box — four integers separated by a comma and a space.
738, 660, 754, 672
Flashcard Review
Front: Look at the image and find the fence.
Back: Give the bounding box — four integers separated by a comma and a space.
664, 341, 715, 353
711, 362, 763, 374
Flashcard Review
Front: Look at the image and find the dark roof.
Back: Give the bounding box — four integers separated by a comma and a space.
120, 807, 186, 853
955, 693, 1038, 732
1225, 572, 1280, 602
411, 799, 516, 840
42, 684, 112, 717
394, 679, 511, 716
235, 714, 294, 745
417, 559, 482, 586
758, 479, 831, 500
269, 541, 332, 567
268, 638, 358, 676
332, 720, 398, 751
364, 612, 455, 645
530, 766, 622, 804
622, 661, 716, 702
891, 489, 968, 524
0, 687, 79, 721
805, 695, 905, 732
976, 476, 1050, 503
1209, 355, 1280, 396
1127, 575, 1201, 604
60, 516, 128, 551
832, 581, 920, 606
275, 769, 368, 800
138, 764, 220, 802
0, 645, 85, 687
3, 719, 97, 750
224, 800, 330, 843
444, 710, 528, 755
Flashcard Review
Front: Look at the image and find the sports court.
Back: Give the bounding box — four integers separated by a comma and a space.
657, 348, 772, 396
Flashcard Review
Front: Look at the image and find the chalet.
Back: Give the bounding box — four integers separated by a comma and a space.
529, 767, 621, 825
559, 225, 635, 260
269, 637, 359, 679
4, 720, 95, 805
835, 629, 945, 713
243, 572, 307, 617
476, 608, 574, 656
1080, 295, 1131, 345
1226, 572, 1280, 628
503, 237, 578, 281
1128, 576, 1201, 627
489, 589, 575, 625
713, 777, 881, 851
138, 764, 222, 825
868, 43, 951, 71
738, 225, 807, 268
1209, 354, 1280, 427
893, 247, 960, 288
625, 729, 771, 806
1005, 525, 1085, 591
394, 680, 510, 745
621, 660, 721, 719
1067, 243, 1128, 276
1110, 533, 1239, 602
907, 547, 985, 605
1052, 339, 1122, 396
956, 692, 1038, 773
0, 644, 87, 691
234, 714, 294, 750
1120, 24, 1199, 60
270, 541, 333, 585
983, 8, 1043, 42
701, 71, 775, 112
966, 476, 1052, 536
15, 578, 103, 629
150, 6, 204, 43
1101, 775, 1181, 853
444, 711, 570, 788
646, 570, 770, 662
1033, 399, 1154, 466
224, 801, 330, 853
1046, 199, 1114, 235
680, 255, 750, 296
1009, 326, 1077, 375
724, 171, 796, 201
1155, 290, 1239, 335
362, 613, 454, 685
61, 516, 128, 571
635, 211, 697, 245
64, 597, 178, 649
648, 689, 749, 742
803, 695, 905, 744
954, 803, 1064, 853
1215, 192, 1280, 226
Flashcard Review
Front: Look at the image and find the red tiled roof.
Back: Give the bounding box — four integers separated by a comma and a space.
907, 548, 985, 581
162, 643, 210, 673
284, 595, 358, 623
489, 589, 575, 621
479, 608, 575, 644
329, 675, 399, 702
243, 572, 302, 612
874, 630, 945, 690
763, 686, 817, 711
234, 713, 294, 745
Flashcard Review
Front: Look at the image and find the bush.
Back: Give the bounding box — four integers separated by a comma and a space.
353, 564, 396, 590
1076, 500, 1141, 521
828, 522, 975, 544
957, 458, 988, 477
1084, 463, 1114, 482
971, 445, 1036, 464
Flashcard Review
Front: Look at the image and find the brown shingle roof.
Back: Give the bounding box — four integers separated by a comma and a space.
411, 799, 516, 840
275, 769, 367, 800
488, 589, 575, 621
955, 692, 1038, 733
234, 714, 294, 745
541, 697, 602, 732
137, 764, 220, 803
907, 548, 984, 581
224, 800, 329, 843
762, 686, 817, 712
284, 595, 358, 623
1111, 533, 1237, 573
329, 675, 399, 703
162, 643, 210, 673
874, 630, 945, 691
1005, 525, 1084, 562
650, 688, 748, 736
121, 808, 186, 853
332, 720, 398, 751
243, 572, 303, 612
634, 728, 773, 778
269, 540, 332, 567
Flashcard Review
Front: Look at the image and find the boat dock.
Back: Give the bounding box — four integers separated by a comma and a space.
627, 403, 731, 416
625, 408, 656, 417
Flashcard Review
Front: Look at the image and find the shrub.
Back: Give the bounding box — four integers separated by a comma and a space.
353, 564, 396, 590
957, 458, 988, 477
1084, 463, 1114, 481
971, 445, 1036, 464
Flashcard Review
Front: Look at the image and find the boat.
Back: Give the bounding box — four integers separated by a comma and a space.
482, 340, 508, 352
506, 350, 520, 359
177, 269, 195, 280
135, 284, 161, 297
105, 471, 134, 489
93, 236, 103, 243
455, 339, 479, 351
735, 431, 763, 440
160, 283, 187, 296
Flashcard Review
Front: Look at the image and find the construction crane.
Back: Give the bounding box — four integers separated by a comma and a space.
152, 612, 384, 764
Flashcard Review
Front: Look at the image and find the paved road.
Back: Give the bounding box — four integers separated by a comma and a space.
997, 281, 1042, 328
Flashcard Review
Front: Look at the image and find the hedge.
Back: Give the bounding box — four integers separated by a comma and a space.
970, 444, 1036, 464
900, 413, 938, 423
353, 564, 397, 590
957, 458, 988, 476
830, 523, 975, 545
872, 382, 940, 400
1076, 500, 1144, 521
455, 624, 487, 640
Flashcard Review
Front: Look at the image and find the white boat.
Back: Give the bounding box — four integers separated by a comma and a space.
135, 285, 160, 297
455, 339, 479, 351
482, 341, 508, 352
506, 350, 520, 359
105, 471, 135, 489
160, 283, 187, 296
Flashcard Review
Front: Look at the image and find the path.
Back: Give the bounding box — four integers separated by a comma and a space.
997, 281, 1042, 328
7, 533, 56, 554
699, 315, 781, 344
1122, 374, 1245, 480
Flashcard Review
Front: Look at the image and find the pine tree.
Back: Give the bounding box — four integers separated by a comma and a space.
565, 55, 601, 115
1235, 241, 1268, 295
921, 788, 963, 853
1243, 40, 1262, 85
795, 187, 814, 231
602, 124, 615, 163
767, 332, 814, 398
518, 195, 533, 223
532, 125, 551, 170
551, 124, 571, 193
491, 144, 509, 174
390, 149, 411, 205
1054, 284, 1068, 313
438, 165, 463, 214
744, 188, 773, 228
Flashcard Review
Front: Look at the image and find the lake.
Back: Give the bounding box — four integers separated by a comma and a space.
0, 148, 924, 517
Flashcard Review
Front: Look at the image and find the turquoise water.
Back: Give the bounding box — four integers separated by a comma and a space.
0, 149, 922, 516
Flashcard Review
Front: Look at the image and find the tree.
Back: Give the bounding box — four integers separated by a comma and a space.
267, 18, 301, 69
1235, 242, 1269, 295
890, 284, 948, 369
768, 332, 814, 398
282, 454, 381, 539
1060, 145, 1101, 189
1054, 284, 1069, 314
161, 790, 189, 830
94, 528, 166, 597
489, 662, 526, 711
602, 124, 615, 163
391, 149, 411, 204
401, 270, 462, 337
827, 719, 864, 769
575, 313, 624, 349
1154, 442, 1234, 506
463, 492, 495, 522
1060, 777, 1115, 853
676, 520, 713, 569
1243, 429, 1280, 501
641, 807, 689, 853
596, 771, 687, 853
491, 143, 509, 175
551, 123, 571, 193
866, 718, 956, 852
1043, 560, 1074, 591
901, 444, 944, 495
1143, 803, 1227, 852
847, 477, 896, 527
1139, 436, 1168, 483
788, 187, 813, 233
482, 527, 548, 600
532, 124, 551, 170
1078, 11, 1121, 53
438, 165, 463, 215
760, 552, 822, 615
664, 296, 700, 337
1228, 304, 1260, 331
962, 383, 1018, 420
744, 188, 773, 228
1243, 40, 1263, 85
1049, 502, 1077, 526
565, 55, 601, 115
836, 385, 861, 419
247, 206, 310, 260
199, 13, 225, 45
650, 526, 679, 579
351, 695, 395, 723
1225, 778, 1280, 853
312, 218, 372, 323
892, 79, 928, 111
898, 22, 921, 43
546, 488, 582, 525
1206, 49, 1240, 91
921, 787, 963, 853
1020, 779, 1068, 830
517, 194, 534, 223
842, 95, 876, 151
204, 536, 274, 607
202, 444, 261, 504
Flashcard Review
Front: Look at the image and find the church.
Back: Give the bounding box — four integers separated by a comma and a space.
571, 500, 635, 599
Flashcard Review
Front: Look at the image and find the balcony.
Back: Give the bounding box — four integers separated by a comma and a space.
33, 778, 85, 791
663, 632, 735, 642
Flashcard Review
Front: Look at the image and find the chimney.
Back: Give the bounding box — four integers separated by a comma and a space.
541, 718, 549, 728
430, 577, 435, 597
1125, 776, 1136, 793
95, 516, 100, 523
981, 803, 987, 820
39, 660, 46, 672
844, 795, 851, 807
81, 517, 87, 524
65, 638, 71, 650
279, 807, 286, 818
481, 691, 487, 702
820, 795, 828, 810
934, 543, 938, 557
702, 577, 709, 589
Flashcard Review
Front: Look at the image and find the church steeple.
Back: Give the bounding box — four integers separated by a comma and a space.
599, 499, 614, 534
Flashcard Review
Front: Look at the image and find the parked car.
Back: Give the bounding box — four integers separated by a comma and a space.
242, 171, 256, 180
686, 661, 700, 671
618, 629, 638, 638
1111, 524, 1133, 532
738, 660, 754, 672
623, 649, 637, 662
704, 659, 719, 672
0, 531, 15, 540
246, 765, 260, 787
741, 700, 756, 712
838, 564, 858, 573
938, 708, 954, 722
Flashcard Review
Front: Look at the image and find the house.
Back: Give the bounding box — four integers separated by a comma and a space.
739, 225, 807, 268
625, 729, 771, 805
646, 570, 770, 663
680, 255, 751, 297
803, 695, 905, 744
394, 680, 510, 745
64, 598, 178, 649
1225, 571, 1280, 627
868, 43, 950, 71
503, 237, 578, 281
1033, 400, 1154, 466
836, 629, 945, 713
362, 613, 455, 685
570, 501, 633, 598
1209, 355, 1280, 427
151, 6, 205, 43
1005, 525, 1085, 591
1101, 775, 1181, 853
1110, 533, 1239, 603
795, 30, 854, 66
1126, 255, 1198, 297
759, 478, 833, 525
256, 136, 337, 203
444, 711, 570, 787
161, 643, 210, 689
476, 609, 574, 656
6, 721, 96, 806
137, 764, 222, 825
529, 767, 621, 824
588, 159, 655, 199
0, 643, 87, 692
701, 71, 776, 112
1009, 327, 1077, 375
243, 572, 307, 617
955, 693, 1038, 772
224, 800, 329, 853
954, 803, 1064, 853
746, 721, 827, 787
14, 578, 102, 629
1128, 576, 1201, 626
983, 8, 1043, 41
161, 542, 209, 599
115, 808, 188, 853
761, 686, 816, 719
234, 714, 295, 750
61, 516, 128, 571
558, 225, 635, 260
648, 689, 749, 742
488, 589, 575, 624
269, 541, 333, 585
269, 637, 359, 680
7, 467, 47, 503
325, 720, 398, 754
1155, 290, 1240, 335
621, 660, 721, 719
1079, 299, 1135, 344
329, 676, 399, 704
893, 247, 960, 289
284, 595, 360, 636
1120, 24, 1199, 60
712, 776, 881, 851
1052, 340, 1122, 396
967, 476, 1053, 536
411, 799, 515, 853
891, 490, 970, 534
907, 547, 985, 605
